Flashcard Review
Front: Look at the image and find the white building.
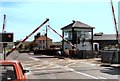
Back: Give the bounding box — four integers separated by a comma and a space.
35, 35, 52, 50
61, 20, 95, 51
0, 43, 2, 53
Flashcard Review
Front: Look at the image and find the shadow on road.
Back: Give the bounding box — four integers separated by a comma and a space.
33, 71, 72, 75
35, 56, 58, 59
100, 67, 120, 75
33, 54, 64, 59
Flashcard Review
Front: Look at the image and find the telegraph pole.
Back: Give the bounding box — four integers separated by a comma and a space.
2, 14, 7, 60
46, 25, 48, 50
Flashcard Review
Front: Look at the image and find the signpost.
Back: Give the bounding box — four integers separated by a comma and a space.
0, 33, 13, 42
0, 33, 13, 60
118, 1, 120, 49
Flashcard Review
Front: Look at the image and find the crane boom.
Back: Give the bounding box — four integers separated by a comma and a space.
6, 18, 49, 56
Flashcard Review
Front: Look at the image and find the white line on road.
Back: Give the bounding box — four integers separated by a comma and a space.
23, 61, 36, 64
23, 63, 34, 66
80, 62, 96, 66
65, 61, 78, 67
42, 60, 107, 79
74, 70, 98, 79
32, 65, 43, 68
98, 76, 107, 79
40, 65, 50, 69
28, 57, 107, 79
59, 65, 107, 79
29, 57, 40, 61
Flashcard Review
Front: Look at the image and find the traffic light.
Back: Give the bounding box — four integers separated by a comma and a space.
0, 33, 13, 42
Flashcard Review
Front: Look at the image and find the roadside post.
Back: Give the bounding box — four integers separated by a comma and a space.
0, 33, 13, 60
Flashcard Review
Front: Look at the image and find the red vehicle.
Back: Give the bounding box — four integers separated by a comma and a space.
0, 60, 29, 81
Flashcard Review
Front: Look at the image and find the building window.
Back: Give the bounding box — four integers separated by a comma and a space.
39, 41, 41, 44
39, 46, 42, 49
43, 46, 45, 49
43, 41, 44, 44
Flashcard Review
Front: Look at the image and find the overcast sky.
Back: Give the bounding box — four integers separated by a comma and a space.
0, 0, 119, 42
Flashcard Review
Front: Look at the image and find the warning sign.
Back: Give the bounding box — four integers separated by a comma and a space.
0, 33, 13, 42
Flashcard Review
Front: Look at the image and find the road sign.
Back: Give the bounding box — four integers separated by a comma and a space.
0, 33, 13, 42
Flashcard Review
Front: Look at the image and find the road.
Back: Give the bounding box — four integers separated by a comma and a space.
2, 51, 120, 81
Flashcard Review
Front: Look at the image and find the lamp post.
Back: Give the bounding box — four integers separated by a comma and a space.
45, 25, 48, 50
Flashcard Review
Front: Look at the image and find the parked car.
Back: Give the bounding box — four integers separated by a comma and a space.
0, 60, 29, 81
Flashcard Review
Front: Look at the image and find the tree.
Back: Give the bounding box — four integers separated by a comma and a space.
34, 32, 41, 40
14, 41, 23, 52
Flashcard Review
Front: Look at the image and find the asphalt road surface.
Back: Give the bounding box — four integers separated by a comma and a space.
2, 51, 120, 81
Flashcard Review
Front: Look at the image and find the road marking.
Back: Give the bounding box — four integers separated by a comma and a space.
59, 65, 107, 79
27, 57, 107, 79
40, 65, 49, 69
98, 76, 107, 79
32, 65, 43, 68
29, 57, 40, 61
39, 59, 103, 79
25, 58, 59, 70
74, 71, 98, 79
58, 64, 98, 79
37, 63, 54, 69
80, 62, 96, 66
42, 61, 107, 80
65, 61, 77, 67
55, 66, 60, 68
68, 59, 73, 62
26, 61, 35, 63
58, 59, 63, 61
23, 63, 32, 66
27, 65, 50, 70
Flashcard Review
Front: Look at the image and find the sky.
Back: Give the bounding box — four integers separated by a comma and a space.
0, 0, 119, 42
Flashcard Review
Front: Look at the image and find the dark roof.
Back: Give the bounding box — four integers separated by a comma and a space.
61, 20, 95, 30
93, 34, 117, 41
36, 36, 52, 41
